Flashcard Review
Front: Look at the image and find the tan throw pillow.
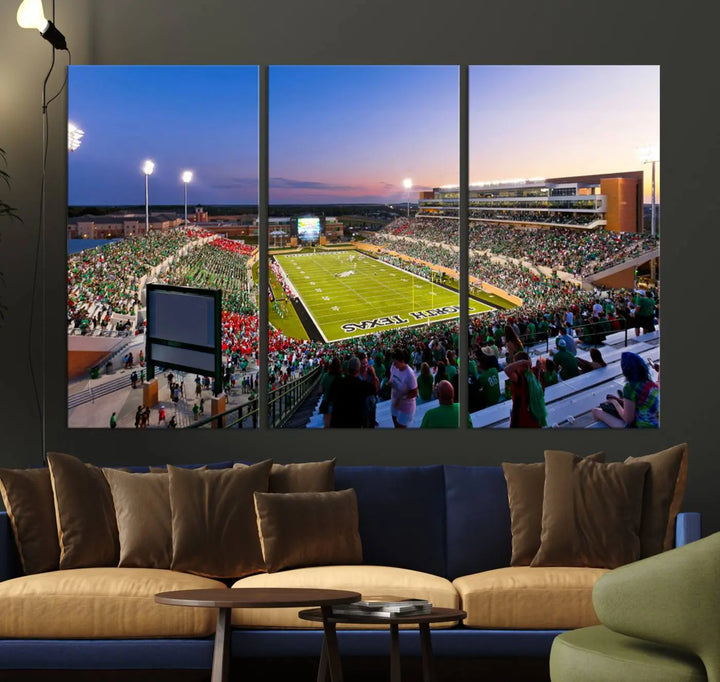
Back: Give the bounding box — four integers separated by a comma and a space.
234, 460, 336, 493
626, 443, 689, 556
0, 467, 59, 574
531, 451, 650, 569
103, 469, 172, 569
502, 451, 604, 566
168, 459, 273, 579
47, 452, 120, 569
254, 489, 363, 573
269, 460, 336, 493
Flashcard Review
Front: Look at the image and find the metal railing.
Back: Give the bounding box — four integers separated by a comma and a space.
188, 365, 322, 429
268, 365, 323, 428
518, 317, 629, 355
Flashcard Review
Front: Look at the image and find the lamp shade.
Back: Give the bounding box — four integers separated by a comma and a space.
17, 0, 49, 32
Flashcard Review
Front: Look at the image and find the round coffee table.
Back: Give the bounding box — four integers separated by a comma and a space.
155, 587, 360, 682
299, 606, 466, 682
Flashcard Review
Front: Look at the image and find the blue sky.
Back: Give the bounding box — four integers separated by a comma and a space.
68, 64, 659, 205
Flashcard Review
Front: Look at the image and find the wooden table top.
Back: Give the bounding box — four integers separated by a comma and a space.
155, 587, 361, 609
298, 606, 467, 625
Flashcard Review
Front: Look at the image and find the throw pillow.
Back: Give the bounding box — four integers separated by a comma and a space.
270, 459, 336, 493
531, 450, 650, 569
254, 489, 362, 573
626, 443, 688, 556
47, 452, 120, 569
502, 451, 604, 566
0, 467, 59, 574
103, 469, 172, 569
233, 459, 336, 493
168, 459, 273, 578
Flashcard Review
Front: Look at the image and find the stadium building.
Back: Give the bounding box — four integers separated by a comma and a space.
416, 170, 644, 233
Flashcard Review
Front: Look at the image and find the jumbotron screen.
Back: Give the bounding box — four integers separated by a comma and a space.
297, 217, 321, 242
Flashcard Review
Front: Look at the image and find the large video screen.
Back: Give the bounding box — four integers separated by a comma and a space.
297, 217, 321, 242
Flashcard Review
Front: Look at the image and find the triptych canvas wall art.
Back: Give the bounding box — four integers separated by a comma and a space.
67, 65, 660, 430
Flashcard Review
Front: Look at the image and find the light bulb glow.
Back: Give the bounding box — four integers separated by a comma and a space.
402, 178, 413, 190
181, 171, 193, 184
17, 0, 48, 32
142, 160, 155, 176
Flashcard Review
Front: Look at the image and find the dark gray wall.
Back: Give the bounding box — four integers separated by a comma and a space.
1, 1, 717, 532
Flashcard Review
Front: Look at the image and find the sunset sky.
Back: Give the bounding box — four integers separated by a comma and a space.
68, 64, 659, 206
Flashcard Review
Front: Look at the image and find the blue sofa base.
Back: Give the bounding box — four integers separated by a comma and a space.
0, 629, 562, 669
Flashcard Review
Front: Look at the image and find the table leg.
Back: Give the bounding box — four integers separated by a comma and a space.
211, 607, 231, 682
321, 606, 344, 682
316, 634, 329, 682
389, 623, 402, 682
419, 622, 435, 682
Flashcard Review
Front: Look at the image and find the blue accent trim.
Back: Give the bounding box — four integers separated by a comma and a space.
231, 628, 563, 658
0, 639, 214, 670
676, 512, 702, 546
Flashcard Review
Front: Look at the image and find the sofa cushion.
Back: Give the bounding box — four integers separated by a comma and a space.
254, 489, 362, 572
531, 452, 649, 569
444, 466, 511, 580
168, 460, 273, 579
47, 452, 120, 570
453, 567, 608, 629
0, 568, 226, 638
334, 465, 446, 577
231, 565, 458, 629
103, 469, 172, 569
626, 443, 688, 557
0, 467, 59, 574
550, 625, 707, 682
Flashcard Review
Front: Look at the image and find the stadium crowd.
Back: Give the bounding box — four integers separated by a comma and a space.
380, 217, 658, 277
67, 228, 216, 332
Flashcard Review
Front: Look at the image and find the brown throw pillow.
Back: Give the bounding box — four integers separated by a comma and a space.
233, 459, 336, 493
626, 443, 688, 556
47, 452, 120, 569
502, 451, 604, 566
0, 467, 59, 574
103, 469, 172, 569
531, 450, 650, 569
168, 459, 273, 579
254, 489, 363, 573
269, 460, 336, 493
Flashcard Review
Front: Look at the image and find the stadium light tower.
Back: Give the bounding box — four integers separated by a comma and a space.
68, 122, 84, 152
181, 170, 193, 227
637, 145, 659, 237
142, 159, 155, 234
402, 178, 413, 219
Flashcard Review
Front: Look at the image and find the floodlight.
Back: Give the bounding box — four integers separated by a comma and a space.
143, 160, 155, 176
637, 144, 659, 163
17, 0, 67, 50
68, 122, 84, 152
402, 178, 413, 189
181, 170, 193, 184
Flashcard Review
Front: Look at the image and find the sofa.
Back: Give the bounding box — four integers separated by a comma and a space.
0, 454, 700, 673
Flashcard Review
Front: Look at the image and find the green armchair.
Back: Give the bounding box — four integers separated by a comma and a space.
550, 532, 720, 682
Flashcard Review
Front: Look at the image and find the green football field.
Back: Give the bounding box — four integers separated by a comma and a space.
274, 251, 492, 342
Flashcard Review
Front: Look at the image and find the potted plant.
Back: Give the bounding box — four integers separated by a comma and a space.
0, 146, 22, 324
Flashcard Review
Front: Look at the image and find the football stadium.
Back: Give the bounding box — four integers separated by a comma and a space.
67, 169, 660, 430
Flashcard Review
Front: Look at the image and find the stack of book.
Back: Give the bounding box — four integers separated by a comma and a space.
331, 597, 432, 618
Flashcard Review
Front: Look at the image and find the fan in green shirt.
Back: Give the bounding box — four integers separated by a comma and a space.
553, 340, 579, 379
421, 380, 472, 428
